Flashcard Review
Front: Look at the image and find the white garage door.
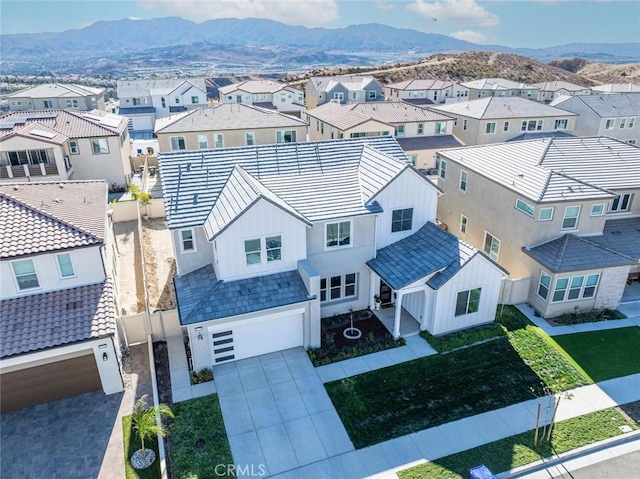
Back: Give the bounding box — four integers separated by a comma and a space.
209, 313, 303, 364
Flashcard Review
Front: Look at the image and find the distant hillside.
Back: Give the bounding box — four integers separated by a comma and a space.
551, 58, 640, 85
1, 17, 638, 76
287, 52, 638, 89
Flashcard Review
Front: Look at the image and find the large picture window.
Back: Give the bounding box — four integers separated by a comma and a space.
244, 235, 282, 265
320, 273, 357, 303
455, 288, 481, 316
552, 274, 600, 302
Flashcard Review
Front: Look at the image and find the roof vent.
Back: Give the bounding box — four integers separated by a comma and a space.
53, 198, 61, 203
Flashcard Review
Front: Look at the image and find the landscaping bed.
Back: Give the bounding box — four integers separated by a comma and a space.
122, 414, 161, 479
326, 306, 589, 448
420, 322, 505, 353
546, 308, 626, 326
553, 327, 640, 382
307, 309, 405, 366
168, 395, 234, 479
398, 408, 638, 479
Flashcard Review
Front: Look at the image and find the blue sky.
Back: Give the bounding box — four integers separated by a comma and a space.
1, 0, 639, 48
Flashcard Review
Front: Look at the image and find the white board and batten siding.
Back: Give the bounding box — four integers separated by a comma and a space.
213, 199, 308, 281
374, 169, 439, 249
431, 254, 504, 336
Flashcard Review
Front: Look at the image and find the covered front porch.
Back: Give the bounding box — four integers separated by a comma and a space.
371, 305, 421, 338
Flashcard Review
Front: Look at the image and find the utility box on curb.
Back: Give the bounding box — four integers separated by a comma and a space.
469, 464, 496, 479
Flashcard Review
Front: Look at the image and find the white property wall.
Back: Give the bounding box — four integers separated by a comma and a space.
1, 246, 106, 300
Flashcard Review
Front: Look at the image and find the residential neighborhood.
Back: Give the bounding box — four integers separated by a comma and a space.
1, 10, 640, 479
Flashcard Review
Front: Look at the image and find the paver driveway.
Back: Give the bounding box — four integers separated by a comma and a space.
214, 347, 354, 477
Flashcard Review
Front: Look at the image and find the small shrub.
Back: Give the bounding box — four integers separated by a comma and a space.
323, 332, 336, 347
191, 368, 213, 385
556, 308, 626, 325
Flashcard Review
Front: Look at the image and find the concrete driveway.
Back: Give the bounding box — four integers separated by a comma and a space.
214, 347, 354, 477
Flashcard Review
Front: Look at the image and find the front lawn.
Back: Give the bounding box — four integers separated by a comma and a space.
553, 327, 640, 382
168, 394, 234, 479
326, 306, 589, 448
123, 414, 161, 479
398, 408, 638, 479
421, 322, 505, 353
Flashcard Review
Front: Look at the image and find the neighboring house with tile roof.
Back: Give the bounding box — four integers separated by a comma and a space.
527, 81, 592, 103
435, 136, 640, 318
218, 80, 306, 118
0, 180, 123, 413
306, 100, 462, 169
0, 109, 132, 188
305, 75, 385, 109
154, 103, 308, 152
433, 97, 577, 145
384, 79, 469, 104
591, 83, 640, 94
550, 93, 640, 145
158, 136, 506, 369
461, 78, 528, 100
117, 78, 207, 137
6, 83, 105, 112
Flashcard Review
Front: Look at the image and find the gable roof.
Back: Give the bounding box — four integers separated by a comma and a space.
0, 181, 107, 258
219, 79, 301, 95
0, 279, 115, 358
7, 83, 103, 99
118, 78, 206, 97
1, 122, 68, 145
550, 93, 640, 118
367, 222, 506, 290
310, 75, 379, 93
386, 79, 454, 91
203, 165, 311, 240
591, 83, 640, 93
461, 78, 525, 91
306, 101, 453, 130
174, 265, 312, 324
432, 97, 576, 120
528, 81, 590, 92
0, 109, 127, 139
523, 234, 635, 273
438, 136, 638, 203
158, 136, 422, 229
154, 103, 307, 134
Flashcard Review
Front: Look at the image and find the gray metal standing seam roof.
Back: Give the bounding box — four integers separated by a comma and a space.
522, 235, 635, 273
158, 136, 428, 230
438, 137, 639, 203
174, 265, 313, 325
0, 279, 116, 358
366, 222, 506, 290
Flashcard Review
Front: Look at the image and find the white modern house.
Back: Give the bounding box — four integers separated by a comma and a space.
218, 80, 306, 118
0, 180, 123, 413
159, 136, 506, 370
117, 78, 208, 137
305, 75, 385, 109
0, 109, 132, 188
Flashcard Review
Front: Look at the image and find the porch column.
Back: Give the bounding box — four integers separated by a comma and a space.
393, 290, 404, 339
422, 288, 430, 331
369, 271, 377, 308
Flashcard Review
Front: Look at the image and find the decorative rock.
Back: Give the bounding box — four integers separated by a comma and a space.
343, 327, 362, 340
131, 448, 156, 469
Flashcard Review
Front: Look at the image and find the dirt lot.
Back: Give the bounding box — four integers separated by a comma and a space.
114, 218, 176, 315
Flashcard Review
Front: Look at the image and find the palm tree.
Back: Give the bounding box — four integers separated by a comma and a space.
131, 394, 174, 459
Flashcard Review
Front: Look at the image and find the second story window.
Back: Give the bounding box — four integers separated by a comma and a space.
554, 119, 568, 130
562, 205, 581, 230
333, 92, 344, 101
395, 125, 405, 137
43, 100, 54, 108
515, 198, 534, 217
276, 130, 296, 143
538, 207, 554, 221
391, 208, 413, 233
91, 138, 109, 154
266, 236, 282, 261
66, 99, 78, 108
198, 135, 208, 149
591, 203, 605, 216
180, 229, 195, 252
214, 134, 224, 148
11, 259, 40, 291
435, 122, 447, 135
485, 122, 496, 134
462, 119, 468, 131
521, 120, 543, 131
326, 221, 351, 249
244, 235, 282, 265
504, 121, 510, 132
439, 159, 447, 180
609, 194, 632, 213
417, 123, 424, 135
161, 97, 166, 108
170, 137, 186, 151
191, 96, 199, 104
244, 239, 262, 265
352, 92, 359, 100
483, 232, 500, 261
368, 90, 377, 100
56, 253, 75, 278
246, 132, 255, 146
460, 214, 468, 234
605, 119, 615, 130
459, 170, 468, 192
69, 140, 80, 155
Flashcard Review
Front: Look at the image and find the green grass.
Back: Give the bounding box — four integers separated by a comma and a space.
398, 408, 638, 479
326, 305, 590, 448
123, 414, 161, 479
168, 394, 235, 479
553, 327, 640, 382
420, 322, 505, 353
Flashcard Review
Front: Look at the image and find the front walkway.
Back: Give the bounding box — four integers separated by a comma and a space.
515, 303, 640, 336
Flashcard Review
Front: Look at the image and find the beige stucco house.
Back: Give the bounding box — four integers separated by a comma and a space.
154, 103, 308, 152
218, 80, 305, 118
384, 79, 469, 104
6, 83, 105, 112
433, 97, 577, 145
435, 136, 639, 318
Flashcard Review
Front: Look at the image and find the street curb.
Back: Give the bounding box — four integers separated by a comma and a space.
497, 429, 640, 478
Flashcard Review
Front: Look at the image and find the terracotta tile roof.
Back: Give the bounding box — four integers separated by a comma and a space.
0, 181, 107, 258
0, 279, 116, 358
0, 109, 127, 139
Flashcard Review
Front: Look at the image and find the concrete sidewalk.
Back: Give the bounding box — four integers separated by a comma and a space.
515, 303, 640, 337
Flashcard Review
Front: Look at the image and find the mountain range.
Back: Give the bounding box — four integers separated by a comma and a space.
2, 17, 638, 77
